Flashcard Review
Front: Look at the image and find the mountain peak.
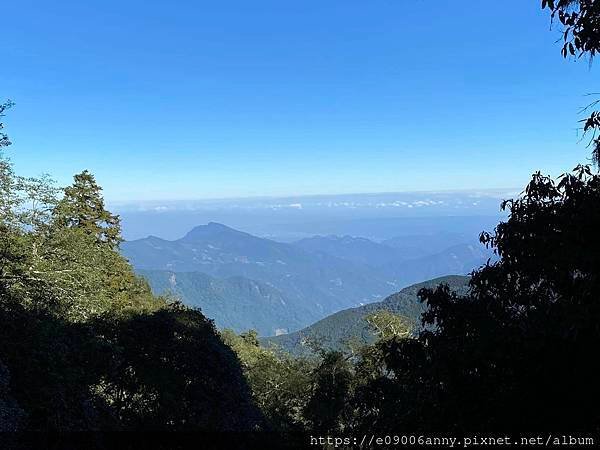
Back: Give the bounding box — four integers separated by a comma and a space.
207, 221, 231, 230
182, 222, 245, 241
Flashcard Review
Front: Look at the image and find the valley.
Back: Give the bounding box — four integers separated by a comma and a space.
122, 222, 492, 336
262, 275, 470, 355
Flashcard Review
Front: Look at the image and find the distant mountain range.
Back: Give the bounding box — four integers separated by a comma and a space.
262, 276, 470, 355
294, 233, 493, 286
115, 192, 508, 242
294, 235, 409, 267
122, 223, 396, 335
379, 242, 493, 287
122, 223, 493, 336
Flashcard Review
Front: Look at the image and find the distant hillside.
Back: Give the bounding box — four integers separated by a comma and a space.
139, 270, 306, 336
381, 232, 479, 260
293, 235, 407, 267
262, 275, 470, 356
123, 223, 397, 334
380, 243, 494, 287
293, 234, 493, 283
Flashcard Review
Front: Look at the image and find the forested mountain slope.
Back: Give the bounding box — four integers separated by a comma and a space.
140, 269, 306, 336
262, 275, 470, 355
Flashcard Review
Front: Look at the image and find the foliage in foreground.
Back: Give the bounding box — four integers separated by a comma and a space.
3, 0, 600, 431
542, 0, 600, 164
224, 165, 600, 435
0, 108, 263, 431
4, 95, 600, 434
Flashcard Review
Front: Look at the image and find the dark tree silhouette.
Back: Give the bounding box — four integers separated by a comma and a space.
543, 0, 600, 164
0, 105, 265, 435
95, 304, 264, 431
303, 351, 352, 433
352, 165, 600, 432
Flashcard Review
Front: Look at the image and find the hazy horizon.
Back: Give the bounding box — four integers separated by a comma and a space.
114, 189, 509, 241
109, 186, 519, 209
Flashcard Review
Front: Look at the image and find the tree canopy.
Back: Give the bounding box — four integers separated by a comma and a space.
1, 0, 600, 441
53, 170, 122, 249
543, 0, 600, 164
0, 105, 263, 434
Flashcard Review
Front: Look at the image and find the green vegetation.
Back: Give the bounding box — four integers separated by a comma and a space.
221, 329, 313, 433
4, 111, 600, 436
225, 160, 600, 433
53, 169, 122, 249
139, 269, 305, 336
213, 2, 600, 434
0, 107, 262, 431
262, 275, 469, 355
543, 0, 600, 164
1, 1, 600, 440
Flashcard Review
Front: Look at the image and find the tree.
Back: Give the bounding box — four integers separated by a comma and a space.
95, 305, 264, 431
0, 102, 19, 227
304, 351, 352, 433
0, 103, 59, 232
542, 0, 600, 164
0, 105, 264, 434
365, 310, 412, 341
222, 328, 313, 433
0, 101, 14, 149
0, 360, 25, 431
0, 294, 109, 431
53, 170, 122, 248
351, 165, 600, 432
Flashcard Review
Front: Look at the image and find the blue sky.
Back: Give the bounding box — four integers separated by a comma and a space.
1, 0, 597, 201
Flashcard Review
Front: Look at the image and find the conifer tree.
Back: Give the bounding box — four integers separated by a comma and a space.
53, 170, 122, 248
